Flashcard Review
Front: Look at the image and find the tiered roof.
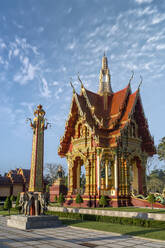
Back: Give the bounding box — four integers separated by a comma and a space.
58, 56, 155, 157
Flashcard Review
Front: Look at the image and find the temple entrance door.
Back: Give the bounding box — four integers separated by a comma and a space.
130, 157, 142, 195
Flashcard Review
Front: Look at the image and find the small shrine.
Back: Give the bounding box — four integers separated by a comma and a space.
58, 55, 156, 207
49, 165, 67, 202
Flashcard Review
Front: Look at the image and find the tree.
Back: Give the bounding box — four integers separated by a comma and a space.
4, 197, 12, 215
44, 163, 66, 185
54, 195, 58, 202
75, 194, 83, 207
10, 195, 16, 202
99, 195, 108, 208
147, 169, 165, 193
58, 193, 65, 206
15, 193, 21, 213
148, 194, 156, 209
157, 137, 165, 162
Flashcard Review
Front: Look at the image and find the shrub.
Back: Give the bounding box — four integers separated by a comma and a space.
46, 211, 165, 229
148, 194, 156, 209
58, 193, 65, 206
54, 195, 58, 202
4, 197, 12, 215
75, 194, 83, 207
15, 193, 21, 212
10, 195, 16, 202
99, 195, 108, 208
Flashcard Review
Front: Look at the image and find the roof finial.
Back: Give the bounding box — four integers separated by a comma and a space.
77, 72, 84, 89
138, 75, 143, 90
70, 79, 75, 94
129, 70, 134, 85
104, 51, 106, 57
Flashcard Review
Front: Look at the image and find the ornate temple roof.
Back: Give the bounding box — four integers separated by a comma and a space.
58, 55, 156, 157
0, 176, 11, 185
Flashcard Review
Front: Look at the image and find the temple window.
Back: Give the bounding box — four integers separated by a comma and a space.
108, 161, 111, 178
130, 121, 137, 138
100, 160, 105, 178
78, 123, 82, 138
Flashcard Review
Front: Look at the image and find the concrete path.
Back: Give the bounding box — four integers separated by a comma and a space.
0, 216, 165, 248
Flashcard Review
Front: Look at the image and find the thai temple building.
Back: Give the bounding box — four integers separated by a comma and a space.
0, 169, 30, 200
0, 168, 47, 200
58, 55, 156, 207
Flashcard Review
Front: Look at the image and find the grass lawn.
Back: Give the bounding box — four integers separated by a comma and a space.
61, 218, 165, 241
0, 208, 19, 216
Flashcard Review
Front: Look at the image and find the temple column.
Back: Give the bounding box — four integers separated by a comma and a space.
114, 155, 118, 193
105, 159, 109, 189
69, 168, 73, 194
97, 149, 100, 194
67, 160, 70, 192
124, 159, 128, 195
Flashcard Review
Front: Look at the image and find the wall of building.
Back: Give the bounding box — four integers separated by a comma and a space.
0, 186, 10, 197
12, 184, 24, 197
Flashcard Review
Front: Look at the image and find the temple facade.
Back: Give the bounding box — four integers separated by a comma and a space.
58, 55, 156, 207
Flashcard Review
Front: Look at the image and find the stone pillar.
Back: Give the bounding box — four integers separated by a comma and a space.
105, 159, 109, 189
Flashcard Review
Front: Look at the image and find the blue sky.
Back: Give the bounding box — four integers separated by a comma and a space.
0, 0, 165, 175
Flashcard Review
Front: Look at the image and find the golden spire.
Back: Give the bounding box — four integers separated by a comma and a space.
98, 53, 112, 95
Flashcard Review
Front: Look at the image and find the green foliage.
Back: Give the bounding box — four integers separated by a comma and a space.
148, 194, 156, 209
10, 195, 15, 202
58, 193, 65, 206
46, 184, 50, 193
4, 197, 12, 214
147, 169, 165, 193
15, 193, 21, 211
157, 137, 165, 162
46, 211, 165, 229
99, 195, 108, 208
75, 194, 83, 206
54, 195, 58, 202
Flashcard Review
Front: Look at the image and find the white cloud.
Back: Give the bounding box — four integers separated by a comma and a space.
40, 77, 51, 98
66, 40, 76, 50
14, 57, 38, 85
135, 0, 153, 4
38, 26, 44, 33
152, 13, 165, 24
66, 7, 72, 14
8, 50, 12, 60
20, 102, 34, 113
13, 48, 19, 57
52, 81, 59, 86
156, 44, 165, 50
0, 42, 6, 49
54, 87, 63, 100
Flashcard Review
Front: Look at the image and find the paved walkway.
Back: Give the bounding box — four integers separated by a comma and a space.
0, 216, 165, 248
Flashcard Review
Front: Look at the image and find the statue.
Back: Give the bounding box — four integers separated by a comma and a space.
57, 165, 63, 178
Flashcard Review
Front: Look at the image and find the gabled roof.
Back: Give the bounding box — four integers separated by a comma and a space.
0, 176, 11, 185
58, 84, 155, 156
